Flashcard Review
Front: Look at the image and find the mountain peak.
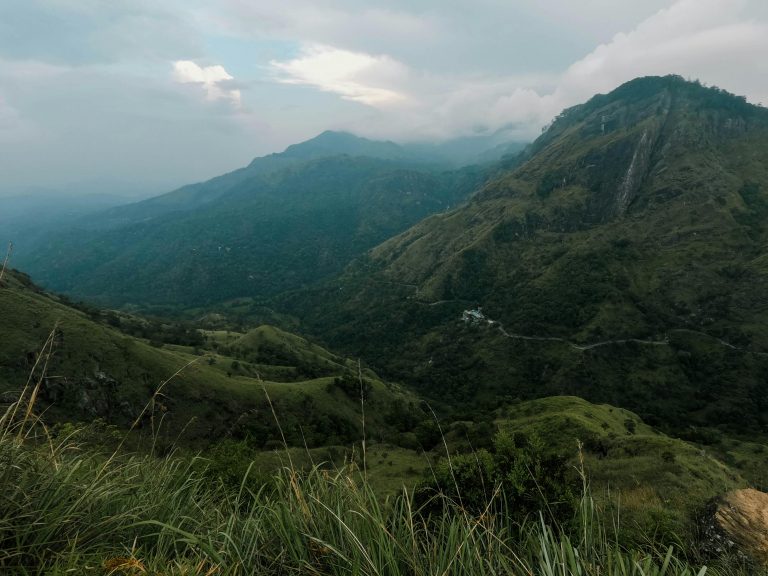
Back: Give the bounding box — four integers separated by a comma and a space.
599, 74, 758, 112
551, 75, 761, 133
521, 74, 766, 179
280, 130, 406, 161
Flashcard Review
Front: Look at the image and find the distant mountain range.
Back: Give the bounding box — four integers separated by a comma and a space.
13, 130, 524, 308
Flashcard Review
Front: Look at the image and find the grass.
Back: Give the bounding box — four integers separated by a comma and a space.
0, 385, 762, 576
490, 397, 745, 544
0, 271, 420, 449
0, 430, 720, 575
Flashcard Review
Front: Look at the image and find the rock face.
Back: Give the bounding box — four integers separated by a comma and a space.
705, 488, 768, 566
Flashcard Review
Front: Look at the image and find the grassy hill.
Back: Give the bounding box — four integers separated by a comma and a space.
495, 397, 743, 528
284, 76, 768, 438
428, 395, 751, 540
3, 267, 753, 505
0, 270, 422, 448
4, 422, 741, 575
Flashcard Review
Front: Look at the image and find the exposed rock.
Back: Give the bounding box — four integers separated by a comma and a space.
40, 371, 134, 421
702, 488, 768, 566
615, 128, 652, 216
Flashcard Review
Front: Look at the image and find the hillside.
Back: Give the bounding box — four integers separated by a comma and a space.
0, 269, 423, 447
458, 395, 748, 540
4, 267, 766, 569
285, 76, 768, 436
14, 134, 491, 309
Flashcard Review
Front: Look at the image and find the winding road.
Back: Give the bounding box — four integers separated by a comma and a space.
492, 321, 768, 356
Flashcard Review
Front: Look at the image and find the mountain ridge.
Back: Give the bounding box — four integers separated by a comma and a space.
0, 268, 423, 447
14, 150, 491, 307
281, 75, 768, 434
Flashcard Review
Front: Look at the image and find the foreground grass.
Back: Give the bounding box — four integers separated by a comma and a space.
3, 424, 748, 576
0, 355, 756, 576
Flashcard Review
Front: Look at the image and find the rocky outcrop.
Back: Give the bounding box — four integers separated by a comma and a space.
40, 371, 137, 422
615, 128, 652, 216
702, 488, 768, 566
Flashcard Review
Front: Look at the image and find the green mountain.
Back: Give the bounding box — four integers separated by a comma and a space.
15, 134, 491, 309
285, 76, 768, 437
62, 131, 416, 230
0, 269, 423, 448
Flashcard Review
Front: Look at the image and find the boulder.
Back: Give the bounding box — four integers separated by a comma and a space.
702, 488, 768, 566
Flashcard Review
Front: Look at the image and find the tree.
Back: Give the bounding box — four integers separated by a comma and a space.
416, 430, 579, 524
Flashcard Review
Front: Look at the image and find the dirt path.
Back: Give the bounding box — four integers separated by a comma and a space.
492, 321, 768, 356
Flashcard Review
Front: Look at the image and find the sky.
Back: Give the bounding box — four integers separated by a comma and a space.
1, 0, 767, 196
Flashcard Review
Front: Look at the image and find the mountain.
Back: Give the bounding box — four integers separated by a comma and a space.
280, 128, 528, 166
284, 76, 768, 436
281, 130, 408, 161
0, 191, 132, 251
7, 131, 519, 237
0, 269, 423, 447
14, 134, 492, 309
49, 131, 409, 232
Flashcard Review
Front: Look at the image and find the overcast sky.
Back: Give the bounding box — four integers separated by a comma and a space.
1, 0, 767, 195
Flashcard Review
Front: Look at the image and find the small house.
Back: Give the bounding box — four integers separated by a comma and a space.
461, 308, 485, 323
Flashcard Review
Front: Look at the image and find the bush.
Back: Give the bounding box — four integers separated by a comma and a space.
416, 430, 579, 524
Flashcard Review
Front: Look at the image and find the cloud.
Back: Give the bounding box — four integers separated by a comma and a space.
198, 2, 438, 63
0, 96, 25, 141
0, 0, 201, 66
269, 44, 408, 107
323, 0, 768, 142
173, 60, 241, 106
203, 0, 674, 78
2, 0, 768, 194
0, 56, 270, 192
554, 0, 768, 107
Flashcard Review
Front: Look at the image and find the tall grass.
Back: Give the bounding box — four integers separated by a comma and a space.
0, 406, 731, 576
0, 241, 12, 285
0, 346, 756, 575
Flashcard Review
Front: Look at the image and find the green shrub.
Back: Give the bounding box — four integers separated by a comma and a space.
416, 431, 579, 524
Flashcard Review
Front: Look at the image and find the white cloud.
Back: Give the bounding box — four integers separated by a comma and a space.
0, 87, 42, 145
0, 96, 23, 137
173, 60, 241, 106
326, 0, 768, 142
269, 44, 408, 107
202, 0, 676, 78
553, 0, 768, 107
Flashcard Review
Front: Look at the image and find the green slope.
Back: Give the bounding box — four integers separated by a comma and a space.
495, 396, 740, 496
285, 76, 768, 436
490, 396, 747, 541
3, 269, 758, 541
0, 270, 422, 448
